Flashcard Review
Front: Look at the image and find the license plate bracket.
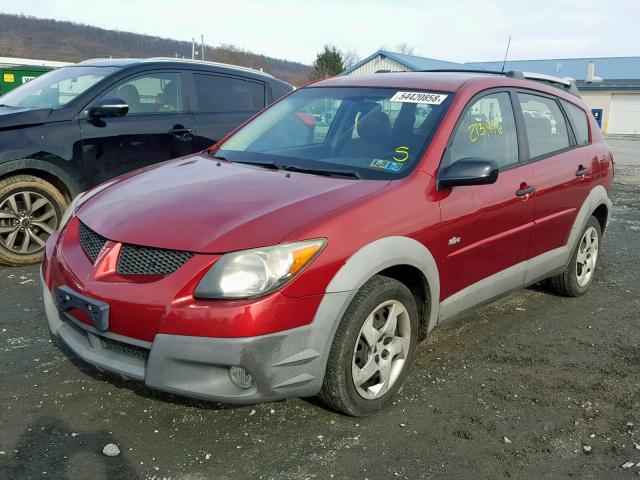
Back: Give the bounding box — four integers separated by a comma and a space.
55, 285, 110, 332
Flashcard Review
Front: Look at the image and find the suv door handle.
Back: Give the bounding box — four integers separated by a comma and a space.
168, 126, 192, 137
576, 165, 590, 177
516, 185, 535, 197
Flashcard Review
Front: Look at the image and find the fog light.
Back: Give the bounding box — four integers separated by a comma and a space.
229, 366, 254, 389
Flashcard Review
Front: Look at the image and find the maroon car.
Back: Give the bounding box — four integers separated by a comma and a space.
42, 70, 613, 416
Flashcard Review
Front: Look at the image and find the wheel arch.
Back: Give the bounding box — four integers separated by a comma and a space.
377, 264, 431, 340
592, 202, 609, 235
0, 159, 82, 202
325, 236, 440, 335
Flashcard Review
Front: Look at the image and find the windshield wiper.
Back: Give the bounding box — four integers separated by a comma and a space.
231, 159, 282, 170
283, 165, 361, 179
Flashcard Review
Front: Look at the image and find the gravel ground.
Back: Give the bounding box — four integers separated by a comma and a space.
1, 143, 639, 480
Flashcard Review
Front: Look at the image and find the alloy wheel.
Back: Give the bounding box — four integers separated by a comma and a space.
351, 300, 412, 400
576, 226, 599, 287
0, 190, 57, 255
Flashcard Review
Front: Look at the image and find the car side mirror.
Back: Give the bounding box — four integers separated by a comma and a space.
438, 158, 499, 188
87, 97, 129, 119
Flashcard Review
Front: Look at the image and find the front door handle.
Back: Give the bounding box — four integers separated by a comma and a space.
168, 125, 193, 137
516, 185, 535, 197
576, 165, 590, 177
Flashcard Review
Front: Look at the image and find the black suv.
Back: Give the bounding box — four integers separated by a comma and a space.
0, 58, 293, 265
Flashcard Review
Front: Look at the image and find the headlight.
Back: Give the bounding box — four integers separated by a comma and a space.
57, 192, 85, 232
194, 239, 326, 299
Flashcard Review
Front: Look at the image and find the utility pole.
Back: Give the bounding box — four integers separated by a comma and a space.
201, 34, 205, 61
192, 38, 195, 60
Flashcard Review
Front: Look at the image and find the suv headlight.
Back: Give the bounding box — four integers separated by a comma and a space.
194, 239, 326, 299
58, 192, 85, 232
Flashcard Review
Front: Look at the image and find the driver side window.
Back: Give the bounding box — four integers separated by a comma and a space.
447, 92, 518, 169
101, 72, 181, 115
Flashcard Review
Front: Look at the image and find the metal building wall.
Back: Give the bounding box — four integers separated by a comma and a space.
346, 56, 410, 75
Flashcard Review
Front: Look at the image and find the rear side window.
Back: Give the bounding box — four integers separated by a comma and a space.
518, 93, 570, 158
561, 100, 590, 146
193, 74, 264, 113
446, 92, 518, 169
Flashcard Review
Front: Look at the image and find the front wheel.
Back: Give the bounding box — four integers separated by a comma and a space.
0, 175, 67, 266
319, 275, 418, 416
547, 216, 602, 297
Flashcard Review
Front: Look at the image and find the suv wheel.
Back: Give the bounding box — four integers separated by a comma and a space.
547, 216, 601, 297
0, 175, 67, 266
319, 275, 418, 416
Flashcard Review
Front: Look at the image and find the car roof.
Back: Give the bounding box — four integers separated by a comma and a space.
309, 72, 583, 103
311, 72, 478, 92
74, 57, 281, 82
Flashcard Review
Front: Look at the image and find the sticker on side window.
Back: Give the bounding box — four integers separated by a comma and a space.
389, 91, 447, 105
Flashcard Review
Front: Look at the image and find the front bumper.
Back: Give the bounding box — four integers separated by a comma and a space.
43, 271, 351, 403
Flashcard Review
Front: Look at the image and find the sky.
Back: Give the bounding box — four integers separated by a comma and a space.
1, 0, 637, 65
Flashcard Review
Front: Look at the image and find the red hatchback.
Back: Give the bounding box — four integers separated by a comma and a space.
42, 71, 613, 416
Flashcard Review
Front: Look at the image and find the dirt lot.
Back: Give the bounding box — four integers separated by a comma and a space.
1, 141, 639, 480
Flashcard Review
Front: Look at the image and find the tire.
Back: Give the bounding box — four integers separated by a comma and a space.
547, 216, 602, 297
0, 175, 67, 266
319, 275, 418, 416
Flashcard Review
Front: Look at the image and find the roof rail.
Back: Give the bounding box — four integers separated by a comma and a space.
416, 68, 513, 76
143, 57, 276, 78
415, 68, 581, 97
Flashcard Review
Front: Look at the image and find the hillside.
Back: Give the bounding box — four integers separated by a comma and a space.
0, 13, 311, 84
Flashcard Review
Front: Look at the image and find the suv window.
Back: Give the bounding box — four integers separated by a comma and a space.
518, 93, 569, 158
102, 72, 181, 115
193, 74, 264, 113
561, 100, 590, 146
0, 66, 118, 109
446, 92, 518, 169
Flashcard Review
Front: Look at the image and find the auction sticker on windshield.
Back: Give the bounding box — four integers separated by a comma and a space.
370, 159, 403, 171
390, 91, 448, 105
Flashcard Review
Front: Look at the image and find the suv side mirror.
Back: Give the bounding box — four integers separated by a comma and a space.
439, 158, 499, 188
87, 98, 129, 119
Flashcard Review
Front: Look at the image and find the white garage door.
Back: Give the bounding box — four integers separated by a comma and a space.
609, 93, 640, 135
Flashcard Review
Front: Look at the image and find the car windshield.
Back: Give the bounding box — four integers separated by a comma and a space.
217, 86, 453, 180
0, 66, 118, 109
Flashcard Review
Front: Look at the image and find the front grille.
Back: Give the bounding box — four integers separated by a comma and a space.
78, 222, 107, 263
117, 244, 194, 275
100, 336, 149, 360
77, 222, 193, 275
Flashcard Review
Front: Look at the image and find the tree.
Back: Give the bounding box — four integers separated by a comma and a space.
395, 43, 415, 56
309, 45, 344, 80
342, 50, 360, 69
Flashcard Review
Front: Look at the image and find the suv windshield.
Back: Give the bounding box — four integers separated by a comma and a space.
0, 66, 118, 109
217, 86, 453, 179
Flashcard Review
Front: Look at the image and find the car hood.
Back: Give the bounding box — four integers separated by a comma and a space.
0, 106, 53, 129
77, 154, 389, 253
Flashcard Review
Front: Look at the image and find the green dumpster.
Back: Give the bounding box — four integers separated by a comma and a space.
0, 66, 54, 96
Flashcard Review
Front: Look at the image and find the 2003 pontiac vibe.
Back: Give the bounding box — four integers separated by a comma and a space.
42, 70, 613, 416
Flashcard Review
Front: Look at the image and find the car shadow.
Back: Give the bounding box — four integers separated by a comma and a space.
2, 415, 139, 479
526, 281, 553, 294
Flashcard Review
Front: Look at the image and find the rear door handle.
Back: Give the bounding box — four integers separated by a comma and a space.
516, 185, 535, 197
576, 165, 590, 177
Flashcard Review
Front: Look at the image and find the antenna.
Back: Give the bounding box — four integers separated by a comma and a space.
501, 36, 512, 73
